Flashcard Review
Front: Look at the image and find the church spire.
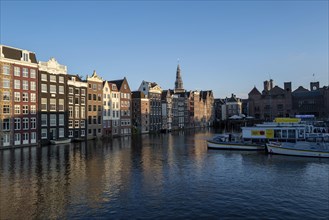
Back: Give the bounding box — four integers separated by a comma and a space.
175, 63, 184, 92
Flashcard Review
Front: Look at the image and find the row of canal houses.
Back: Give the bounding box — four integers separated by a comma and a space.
0, 45, 215, 148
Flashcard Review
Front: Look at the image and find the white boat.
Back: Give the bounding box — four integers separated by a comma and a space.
207, 134, 265, 150
208, 117, 328, 151
50, 138, 71, 145
266, 134, 329, 158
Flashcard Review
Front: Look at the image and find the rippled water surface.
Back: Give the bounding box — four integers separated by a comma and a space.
1, 129, 329, 219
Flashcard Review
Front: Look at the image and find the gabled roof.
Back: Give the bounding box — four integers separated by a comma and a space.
270, 86, 285, 95
248, 86, 261, 96
109, 78, 125, 90
293, 86, 309, 93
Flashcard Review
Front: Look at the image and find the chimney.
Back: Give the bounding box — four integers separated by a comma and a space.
263, 80, 270, 91
284, 82, 292, 92
270, 79, 273, 90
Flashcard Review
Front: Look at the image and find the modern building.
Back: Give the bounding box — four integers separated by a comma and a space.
0, 45, 39, 147
67, 74, 87, 141
87, 71, 103, 139
38, 58, 68, 145
132, 91, 150, 134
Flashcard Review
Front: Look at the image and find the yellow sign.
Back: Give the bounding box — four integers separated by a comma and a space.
274, 118, 300, 123
251, 130, 265, 136
265, 129, 274, 138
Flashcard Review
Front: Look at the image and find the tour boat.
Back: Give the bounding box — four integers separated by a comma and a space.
50, 138, 71, 145
207, 117, 328, 151
266, 134, 329, 158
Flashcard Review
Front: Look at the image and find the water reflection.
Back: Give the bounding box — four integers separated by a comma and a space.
0, 129, 328, 219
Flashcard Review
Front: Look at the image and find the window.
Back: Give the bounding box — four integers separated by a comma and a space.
30, 105, 36, 114
68, 120, 73, 128
81, 130, 85, 137
30, 93, 36, 102
59, 128, 64, 138
75, 107, 79, 118
75, 97, 79, 105
30, 69, 36, 78
69, 106, 73, 118
81, 89, 86, 96
22, 68, 28, 77
14, 105, 20, 114
59, 114, 64, 126
69, 130, 74, 137
23, 133, 29, 144
98, 84, 102, 90
23, 53, 29, 62
14, 66, 20, 76
93, 84, 97, 90
75, 88, 80, 95
3, 119, 10, 130
69, 97, 73, 104
81, 107, 85, 118
31, 132, 37, 143
88, 116, 92, 124
14, 133, 21, 145
50, 115, 56, 126
59, 76, 64, 83
50, 99, 56, 111
3, 79, 10, 88
3, 91, 10, 101
59, 86, 64, 94
50, 85, 56, 93
14, 80, 20, 89
88, 105, 91, 111
31, 118, 36, 129
14, 118, 21, 130
75, 120, 79, 128
98, 116, 101, 124
98, 94, 102, 101
41, 98, 47, 111
41, 74, 47, 81
69, 87, 74, 94
88, 94, 92, 100
41, 84, 47, 93
41, 129, 47, 139
22, 105, 28, 114
93, 94, 96, 100
23, 118, 29, 130
81, 97, 85, 105
50, 75, 56, 82
41, 114, 47, 126
59, 99, 64, 111
80, 120, 85, 128
3, 105, 10, 114
93, 105, 96, 111
3, 65, 10, 75
30, 81, 36, 91
22, 93, 28, 102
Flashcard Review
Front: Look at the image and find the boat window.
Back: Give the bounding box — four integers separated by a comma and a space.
274, 130, 281, 138
288, 130, 296, 139
282, 130, 287, 138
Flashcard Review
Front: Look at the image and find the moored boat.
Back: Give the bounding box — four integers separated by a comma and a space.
50, 138, 71, 145
266, 134, 329, 158
207, 134, 265, 150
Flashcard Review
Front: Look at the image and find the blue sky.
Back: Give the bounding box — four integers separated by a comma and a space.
1, 1, 328, 98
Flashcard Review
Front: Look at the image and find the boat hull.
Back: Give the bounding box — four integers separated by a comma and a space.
50, 139, 71, 145
267, 142, 329, 158
207, 140, 264, 151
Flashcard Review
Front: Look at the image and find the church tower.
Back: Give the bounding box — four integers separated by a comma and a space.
174, 64, 184, 93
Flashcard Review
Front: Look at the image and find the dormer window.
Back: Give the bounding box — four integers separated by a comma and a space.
22, 52, 29, 62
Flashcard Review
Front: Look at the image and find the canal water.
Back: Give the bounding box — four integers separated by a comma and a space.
0, 128, 328, 219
